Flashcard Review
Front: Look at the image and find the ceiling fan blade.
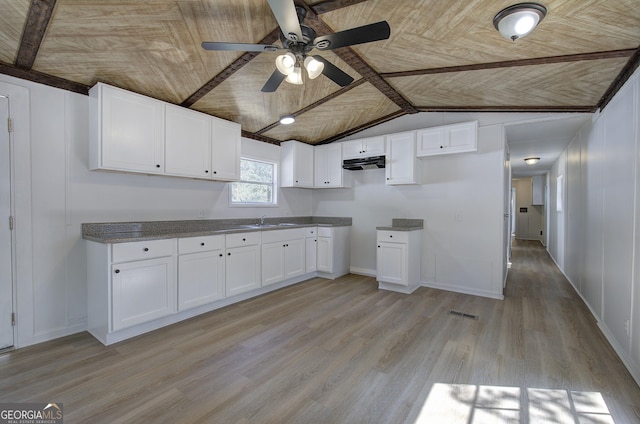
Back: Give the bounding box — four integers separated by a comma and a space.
201, 42, 281, 52
313, 21, 390, 50
313, 55, 354, 87
261, 69, 287, 92
267, 0, 303, 42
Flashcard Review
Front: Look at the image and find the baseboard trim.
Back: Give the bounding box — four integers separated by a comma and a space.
420, 281, 504, 300
350, 267, 376, 277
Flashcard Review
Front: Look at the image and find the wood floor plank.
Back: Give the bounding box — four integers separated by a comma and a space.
1, 239, 639, 423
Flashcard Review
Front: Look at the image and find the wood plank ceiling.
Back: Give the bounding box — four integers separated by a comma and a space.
1, 0, 639, 145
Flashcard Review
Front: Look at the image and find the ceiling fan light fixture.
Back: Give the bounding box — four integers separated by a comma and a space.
280, 115, 295, 125
285, 65, 303, 85
304, 56, 324, 79
524, 157, 540, 165
493, 3, 547, 41
275, 52, 296, 75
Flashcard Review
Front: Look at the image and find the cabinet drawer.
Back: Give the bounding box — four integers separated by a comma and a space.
317, 227, 333, 238
112, 239, 176, 263
377, 230, 409, 243
226, 232, 261, 248
178, 235, 224, 254
261, 228, 305, 244
306, 226, 317, 238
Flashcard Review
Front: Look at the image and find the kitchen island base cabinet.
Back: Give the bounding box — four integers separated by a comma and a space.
376, 230, 422, 294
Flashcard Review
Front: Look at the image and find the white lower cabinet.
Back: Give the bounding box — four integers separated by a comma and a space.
317, 234, 333, 273
178, 235, 225, 311
225, 232, 261, 297
112, 256, 176, 331
376, 230, 421, 294
261, 228, 306, 286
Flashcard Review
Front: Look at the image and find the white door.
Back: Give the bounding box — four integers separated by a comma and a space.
0, 95, 13, 349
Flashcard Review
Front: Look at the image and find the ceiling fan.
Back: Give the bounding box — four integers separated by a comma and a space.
201, 0, 391, 92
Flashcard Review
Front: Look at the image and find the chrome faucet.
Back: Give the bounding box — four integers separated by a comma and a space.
260, 215, 266, 225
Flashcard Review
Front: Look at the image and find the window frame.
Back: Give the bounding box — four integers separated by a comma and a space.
229, 156, 279, 208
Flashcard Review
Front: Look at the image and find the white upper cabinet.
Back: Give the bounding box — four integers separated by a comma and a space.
416, 121, 478, 157
90, 82, 240, 181
342, 136, 385, 159
314, 143, 345, 188
385, 131, 419, 185
280, 140, 314, 188
90, 83, 165, 174
165, 104, 212, 179
211, 117, 241, 181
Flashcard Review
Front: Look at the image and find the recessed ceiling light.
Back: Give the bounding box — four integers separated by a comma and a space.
280, 115, 295, 125
493, 3, 547, 41
524, 157, 540, 165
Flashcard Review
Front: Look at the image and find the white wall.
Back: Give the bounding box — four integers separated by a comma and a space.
547, 67, 640, 384
314, 122, 507, 300
0, 74, 312, 347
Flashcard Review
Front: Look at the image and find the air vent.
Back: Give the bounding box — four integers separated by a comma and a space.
448, 310, 479, 320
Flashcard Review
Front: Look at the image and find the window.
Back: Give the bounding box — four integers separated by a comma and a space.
230, 158, 278, 206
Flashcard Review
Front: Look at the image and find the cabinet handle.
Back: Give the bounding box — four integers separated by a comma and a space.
219, 253, 223, 257
143, 247, 149, 252
205, 170, 209, 173
389, 235, 393, 238
201, 242, 205, 246
114, 269, 120, 273
227, 252, 231, 256
242, 238, 246, 241
283, 244, 286, 247
440, 146, 444, 149
386, 177, 390, 180
156, 164, 160, 168
213, 171, 217, 174
377, 245, 380, 248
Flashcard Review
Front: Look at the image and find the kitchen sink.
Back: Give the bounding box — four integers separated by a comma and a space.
240, 223, 299, 229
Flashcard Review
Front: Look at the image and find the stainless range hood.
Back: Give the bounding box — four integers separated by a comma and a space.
342, 155, 385, 171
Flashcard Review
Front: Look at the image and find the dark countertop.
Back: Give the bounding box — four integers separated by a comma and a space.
376, 218, 424, 232
83, 216, 352, 244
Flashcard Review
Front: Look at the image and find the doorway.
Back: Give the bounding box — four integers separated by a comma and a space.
0, 94, 14, 349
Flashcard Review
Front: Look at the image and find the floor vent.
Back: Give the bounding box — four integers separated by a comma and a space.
448, 310, 479, 320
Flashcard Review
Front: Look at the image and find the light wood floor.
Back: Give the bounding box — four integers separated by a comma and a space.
1, 240, 639, 423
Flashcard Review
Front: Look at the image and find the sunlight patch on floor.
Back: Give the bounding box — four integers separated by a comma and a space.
414, 383, 614, 423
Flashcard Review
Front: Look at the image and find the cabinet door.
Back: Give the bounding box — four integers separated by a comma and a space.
294, 142, 314, 187
362, 136, 385, 157
446, 121, 478, 154
314, 146, 329, 187
416, 127, 446, 156
377, 242, 407, 286
305, 237, 317, 273
341, 140, 364, 160
111, 256, 176, 331
386, 131, 418, 185
165, 104, 212, 179
262, 241, 285, 286
325, 143, 344, 187
226, 245, 261, 296
178, 250, 225, 311
284, 238, 306, 279
211, 118, 241, 181
317, 236, 333, 273
99, 85, 165, 173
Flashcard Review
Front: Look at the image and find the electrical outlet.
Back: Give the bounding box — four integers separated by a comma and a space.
624, 319, 630, 336
540, 230, 543, 235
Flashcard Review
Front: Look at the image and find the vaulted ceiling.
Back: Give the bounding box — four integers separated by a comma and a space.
1, 0, 639, 145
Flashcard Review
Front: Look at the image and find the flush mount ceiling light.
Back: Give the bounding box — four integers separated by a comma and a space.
493, 3, 547, 41
524, 157, 540, 165
279, 115, 295, 125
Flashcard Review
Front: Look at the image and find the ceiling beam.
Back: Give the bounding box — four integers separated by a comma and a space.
15, 0, 58, 69
180, 29, 281, 108
381, 49, 637, 78
318, 110, 406, 144
415, 105, 596, 113
301, 8, 418, 114
255, 78, 365, 135
241, 130, 282, 145
597, 47, 640, 111
0, 61, 89, 95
